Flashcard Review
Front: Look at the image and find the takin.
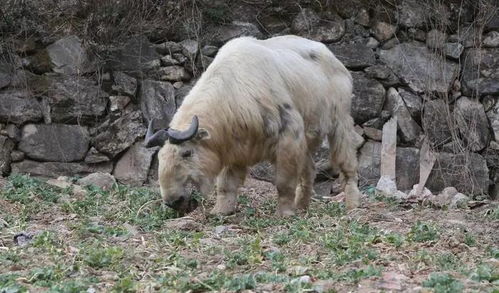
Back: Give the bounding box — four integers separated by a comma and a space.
145, 35, 361, 216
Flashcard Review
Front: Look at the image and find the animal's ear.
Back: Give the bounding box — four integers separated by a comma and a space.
195, 128, 211, 141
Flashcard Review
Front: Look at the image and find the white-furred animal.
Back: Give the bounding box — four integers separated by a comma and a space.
145, 35, 361, 216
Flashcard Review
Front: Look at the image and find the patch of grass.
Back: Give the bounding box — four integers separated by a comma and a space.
435, 253, 462, 271
408, 221, 439, 243
111, 275, 137, 293
470, 264, 499, 283
2, 175, 61, 204
423, 273, 464, 293
0, 273, 26, 293
81, 244, 124, 269
464, 232, 476, 247
384, 232, 405, 248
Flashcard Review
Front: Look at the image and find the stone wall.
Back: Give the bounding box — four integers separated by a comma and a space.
0, 0, 498, 197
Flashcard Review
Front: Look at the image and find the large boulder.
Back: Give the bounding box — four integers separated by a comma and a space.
379, 42, 459, 93
453, 97, 490, 151
11, 160, 112, 178
422, 99, 453, 148
112, 72, 137, 98
47, 76, 109, 123
114, 142, 158, 185
396, 0, 427, 28
0, 136, 15, 176
487, 100, 499, 141
18, 124, 90, 162
0, 90, 43, 124
211, 21, 263, 46
291, 9, 345, 43
461, 48, 499, 97
328, 43, 376, 70
358, 141, 420, 191
77, 172, 116, 191
351, 72, 386, 124
108, 35, 160, 73
93, 111, 146, 158
426, 152, 489, 195
139, 80, 176, 129
384, 88, 422, 145
46, 35, 96, 75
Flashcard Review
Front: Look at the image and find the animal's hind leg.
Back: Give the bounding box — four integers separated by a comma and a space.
275, 135, 306, 217
328, 117, 361, 210
294, 153, 316, 211
210, 166, 247, 215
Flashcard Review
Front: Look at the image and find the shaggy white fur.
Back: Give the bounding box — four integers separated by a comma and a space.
158, 35, 360, 215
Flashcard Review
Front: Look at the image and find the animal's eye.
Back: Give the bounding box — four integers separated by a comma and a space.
181, 150, 192, 158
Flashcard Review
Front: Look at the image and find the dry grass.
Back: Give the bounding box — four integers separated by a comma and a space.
0, 175, 498, 292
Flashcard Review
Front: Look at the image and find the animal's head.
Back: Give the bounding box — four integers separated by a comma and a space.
144, 116, 219, 214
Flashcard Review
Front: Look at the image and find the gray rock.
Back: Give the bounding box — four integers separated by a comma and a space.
423, 99, 453, 148
354, 8, 370, 27
291, 9, 345, 43
486, 13, 499, 31
47, 35, 96, 75
358, 141, 420, 190
444, 43, 464, 59
291, 8, 320, 32
180, 39, 198, 60
9, 70, 52, 96
109, 96, 131, 112
114, 142, 157, 186
0, 90, 43, 124
201, 45, 218, 57
78, 172, 116, 191
11, 160, 113, 178
363, 127, 382, 141
159, 66, 191, 82
397, 0, 427, 28
449, 193, 469, 209
0, 62, 12, 89
0, 136, 14, 176
112, 72, 137, 97
453, 97, 490, 152
364, 64, 400, 86
93, 111, 146, 157
109, 35, 160, 73
372, 22, 396, 42
366, 37, 380, 48
379, 42, 459, 93
47, 76, 109, 123
426, 29, 447, 49
18, 124, 90, 162
159, 55, 180, 66
172, 53, 187, 65
426, 152, 489, 195
462, 48, 499, 96
4, 124, 21, 142
10, 150, 25, 162
212, 21, 262, 46
483, 31, 499, 48
381, 38, 400, 50
175, 84, 193, 107
487, 100, 499, 141
398, 88, 422, 120
139, 79, 176, 129
84, 147, 110, 164
384, 88, 422, 144
154, 41, 182, 55
351, 72, 386, 124
328, 43, 375, 70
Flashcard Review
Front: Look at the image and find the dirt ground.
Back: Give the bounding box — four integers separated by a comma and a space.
0, 175, 498, 292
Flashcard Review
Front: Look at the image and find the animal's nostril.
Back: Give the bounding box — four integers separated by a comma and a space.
166, 196, 185, 209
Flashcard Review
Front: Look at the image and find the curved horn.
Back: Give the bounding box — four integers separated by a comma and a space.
144, 119, 169, 147
167, 116, 199, 144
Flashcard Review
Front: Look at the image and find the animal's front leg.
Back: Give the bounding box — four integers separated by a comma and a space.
210, 166, 247, 215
